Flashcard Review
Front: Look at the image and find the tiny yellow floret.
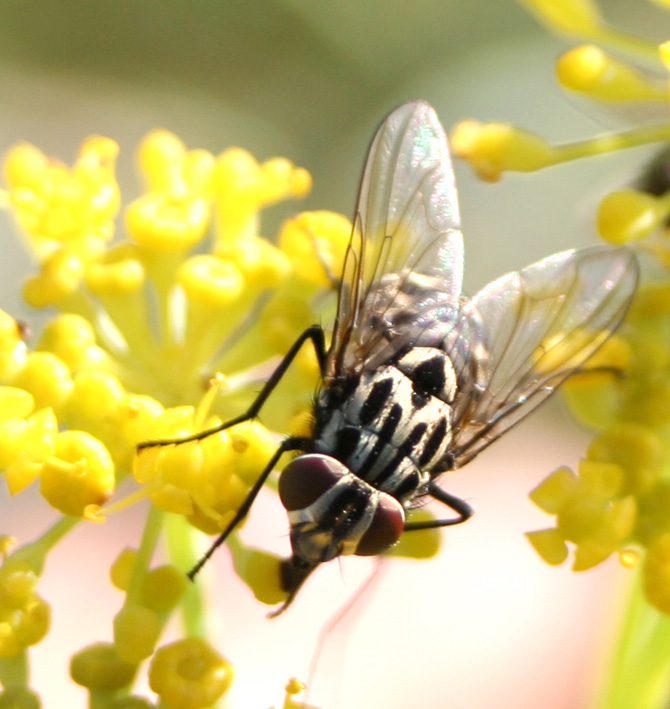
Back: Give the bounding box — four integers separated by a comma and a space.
451, 121, 555, 182
557, 46, 667, 101
114, 604, 162, 663
110, 548, 139, 591
140, 565, 187, 614
597, 190, 664, 244
148, 637, 233, 709
279, 211, 351, 290
70, 642, 137, 690
40, 430, 115, 516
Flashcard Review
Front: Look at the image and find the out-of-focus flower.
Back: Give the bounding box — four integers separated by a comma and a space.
454, 2, 670, 707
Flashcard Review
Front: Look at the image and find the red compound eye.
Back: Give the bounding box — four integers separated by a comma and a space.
278, 454, 349, 512
355, 494, 405, 556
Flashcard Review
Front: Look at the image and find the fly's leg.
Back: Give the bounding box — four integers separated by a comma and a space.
188, 435, 311, 580
403, 481, 473, 530
137, 325, 327, 449
134, 325, 327, 578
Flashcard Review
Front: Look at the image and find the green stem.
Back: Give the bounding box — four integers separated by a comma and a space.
163, 512, 206, 638
599, 573, 670, 709
591, 26, 662, 67
126, 503, 164, 605
0, 651, 28, 688
554, 125, 670, 166
13, 516, 80, 575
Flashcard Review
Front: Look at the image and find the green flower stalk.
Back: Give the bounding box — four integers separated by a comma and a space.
454, 1, 670, 708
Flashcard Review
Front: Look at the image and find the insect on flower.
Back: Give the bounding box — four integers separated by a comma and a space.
139, 101, 638, 616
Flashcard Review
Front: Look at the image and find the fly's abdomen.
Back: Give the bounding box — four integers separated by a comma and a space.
313, 346, 456, 502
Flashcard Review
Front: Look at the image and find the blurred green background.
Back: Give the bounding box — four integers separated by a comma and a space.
0, 0, 662, 316
0, 0, 663, 306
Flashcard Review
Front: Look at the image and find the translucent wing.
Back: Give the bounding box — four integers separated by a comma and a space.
327, 101, 464, 379
450, 246, 638, 466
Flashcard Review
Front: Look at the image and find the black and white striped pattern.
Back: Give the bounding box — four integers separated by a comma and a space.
312, 345, 456, 504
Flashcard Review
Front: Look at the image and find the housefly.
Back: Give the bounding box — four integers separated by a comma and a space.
139, 100, 638, 615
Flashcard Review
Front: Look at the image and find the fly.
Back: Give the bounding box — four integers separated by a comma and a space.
138, 100, 638, 616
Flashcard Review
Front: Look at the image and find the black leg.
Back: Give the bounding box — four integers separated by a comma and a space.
138, 325, 327, 449
188, 435, 310, 580
403, 481, 473, 531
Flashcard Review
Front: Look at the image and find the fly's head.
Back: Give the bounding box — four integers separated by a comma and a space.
273, 453, 405, 613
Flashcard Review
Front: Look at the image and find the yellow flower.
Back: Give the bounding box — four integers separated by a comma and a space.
148, 637, 233, 709
0, 126, 345, 704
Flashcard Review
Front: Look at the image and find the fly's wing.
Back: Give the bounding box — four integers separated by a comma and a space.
327, 101, 464, 378
450, 246, 638, 466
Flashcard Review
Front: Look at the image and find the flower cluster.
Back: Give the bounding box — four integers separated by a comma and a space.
0, 128, 352, 706
455, 0, 670, 613
453, 2, 670, 705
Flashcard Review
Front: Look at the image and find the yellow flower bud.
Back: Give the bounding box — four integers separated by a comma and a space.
587, 423, 663, 496
85, 258, 145, 295
0, 560, 38, 611
148, 637, 233, 709
529, 466, 578, 514
526, 529, 569, 565
279, 211, 351, 289
572, 538, 616, 571
557, 46, 666, 101
138, 130, 187, 194
226, 421, 276, 487
178, 255, 244, 306
260, 157, 312, 204
114, 605, 162, 663
597, 190, 664, 244
0, 407, 58, 495
215, 235, 291, 287
37, 313, 106, 373
0, 314, 28, 382
126, 194, 210, 250
110, 547, 138, 591
229, 543, 286, 606
70, 642, 137, 690
4, 143, 49, 191
140, 565, 187, 614
0, 387, 34, 421
22, 251, 85, 307
40, 430, 115, 516
12, 595, 50, 646
578, 460, 624, 499
12, 352, 73, 411
451, 121, 555, 182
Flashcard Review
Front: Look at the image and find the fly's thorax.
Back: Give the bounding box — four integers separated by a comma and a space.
312, 347, 456, 501
278, 454, 405, 565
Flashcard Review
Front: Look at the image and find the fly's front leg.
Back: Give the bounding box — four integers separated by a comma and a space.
188, 435, 311, 580
403, 481, 473, 531
137, 325, 327, 450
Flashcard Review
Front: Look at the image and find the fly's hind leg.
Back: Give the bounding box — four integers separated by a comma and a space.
403, 481, 473, 531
